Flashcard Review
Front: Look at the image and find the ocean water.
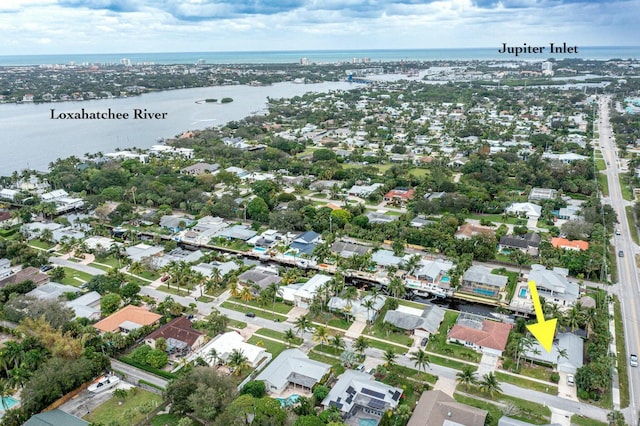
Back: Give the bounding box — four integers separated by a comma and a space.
1, 46, 639, 66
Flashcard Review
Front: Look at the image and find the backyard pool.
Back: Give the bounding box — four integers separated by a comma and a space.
0, 396, 18, 411
359, 419, 378, 426
277, 394, 301, 407
441, 276, 451, 283
519, 288, 527, 298
253, 247, 267, 253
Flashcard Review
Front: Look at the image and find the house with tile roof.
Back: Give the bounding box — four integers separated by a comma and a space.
550, 237, 589, 251
447, 313, 512, 356
93, 305, 162, 334
383, 188, 415, 205
454, 223, 495, 240
144, 316, 205, 355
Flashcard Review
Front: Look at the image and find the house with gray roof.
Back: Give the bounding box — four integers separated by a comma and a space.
27, 282, 79, 300
125, 243, 164, 263
322, 370, 403, 420
256, 348, 331, 395
372, 250, 409, 268
383, 304, 445, 339
24, 409, 88, 426
191, 260, 239, 278
327, 294, 386, 322
159, 215, 195, 232
280, 273, 332, 309
499, 233, 541, 256
408, 390, 487, 426
331, 241, 370, 258
557, 205, 583, 221
154, 248, 205, 269
522, 332, 583, 374
460, 265, 508, 300
178, 216, 227, 245
366, 211, 398, 224
528, 264, 579, 309
217, 224, 257, 241
66, 291, 101, 320
238, 267, 282, 291
290, 230, 321, 256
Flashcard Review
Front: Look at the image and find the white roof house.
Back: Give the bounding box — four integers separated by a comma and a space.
505, 202, 542, 219
528, 264, 579, 309
327, 295, 386, 323
125, 243, 164, 263
27, 282, 79, 300
256, 349, 331, 394
66, 291, 101, 320
189, 331, 267, 367
280, 274, 332, 308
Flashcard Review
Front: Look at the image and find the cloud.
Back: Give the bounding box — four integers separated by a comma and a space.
58, 0, 139, 13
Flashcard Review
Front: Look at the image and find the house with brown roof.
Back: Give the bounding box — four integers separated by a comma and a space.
144, 316, 205, 355
407, 390, 488, 426
383, 188, 415, 206
93, 305, 162, 334
550, 237, 589, 251
0, 266, 49, 288
447, 313, 512, 356
454, 223, 495, 240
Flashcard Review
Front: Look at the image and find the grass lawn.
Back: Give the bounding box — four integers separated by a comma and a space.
613, 297, 630, 408
619, 176, 633, 201
228, 296, 293, 315
625, 206, 640, 245
247, 335, 287, 358
408, 168, 429, 177
367, 338, 408, 353
197, 295, 214, 303
364, 327, 413, 346
138, 270, 161, 281
156, 285, 191, 297
390, 364, 438, 384
221, 301, 288, 322
93, 256, 123, 269
467, 213, 522, 225
597, 173, 609, 197
151, 413, 183, 426
595, 159, 606, 171
570, 415, 607, 426
254, 327, 303, 346
453, 394, 502, 426
84, 388, 162, 426
228, 319, 247, 329
427, 311, 482, 363
28, 239, 54, 250
428, 353, 476, 371
88, 262, 112, 272
59, 267, 94, 286
397, 299, 428, 309
495, 371, 557, 395
326, 317, 352, 330
313, 344, 342, 356
517, 363, 555, 382
492, 268, 519, 301
462, 386, 551, 425
308, 350, 345, 375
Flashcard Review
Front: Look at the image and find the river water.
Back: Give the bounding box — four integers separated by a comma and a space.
0, 81, 355, 175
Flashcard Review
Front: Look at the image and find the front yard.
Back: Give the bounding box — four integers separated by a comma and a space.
84, 388, 162, 426
426, 311, 482, 363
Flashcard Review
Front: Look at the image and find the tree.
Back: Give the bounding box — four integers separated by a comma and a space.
387, 277, 406, 299
247, 197, 270, 223
228, 278, 240, 298
100, 293, 122, 316
294, 315, 311, 338
253, 396, 287, 425
353, 336, 369, 355
330, 335, 345, 353
383, 348, 397, 367
479, 372, 502, 397
129, 261, 145, 276
227, 349, 249, 375
313, 326, 330, 348
155, 337, 167, 353
241, 380, 266, 398
607, 410, 626, 426
409, 349, 430, 376
456, 365, 478, 391
313, 384, 330, 402
166, 366, 237, 419
284, 328, 296, 347
49, 266, 65, 282
239, 286, 254, 305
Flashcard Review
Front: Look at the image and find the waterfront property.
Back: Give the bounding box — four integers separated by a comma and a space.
280, 273, 332, 309
528, 264, 580, 309
382, 304, 445, 339
447, 313, 512, 356
522, 332, 584, 374
460, 265, 508, 300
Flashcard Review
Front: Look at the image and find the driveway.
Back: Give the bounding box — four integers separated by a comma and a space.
558, 371, 578, 401
476, 352, 499, 377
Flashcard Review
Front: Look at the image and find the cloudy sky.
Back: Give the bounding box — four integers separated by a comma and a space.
1, 0, 638, 55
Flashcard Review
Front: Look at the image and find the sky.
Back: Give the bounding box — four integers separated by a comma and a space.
0, 0, 638, 55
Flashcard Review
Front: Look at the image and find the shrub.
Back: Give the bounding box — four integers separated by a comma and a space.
241, 380, 266, 398
550, 372, 560, 383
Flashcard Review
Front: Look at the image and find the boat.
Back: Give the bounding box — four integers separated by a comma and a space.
88, 374, 120, 393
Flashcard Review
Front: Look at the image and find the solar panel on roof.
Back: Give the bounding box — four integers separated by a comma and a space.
362, 387, 385, 399
330, 401, 343, 410
368, 399, 386, 410
346, 386, 356, 395
392, 391, 401, 401
346, 395, 353, 404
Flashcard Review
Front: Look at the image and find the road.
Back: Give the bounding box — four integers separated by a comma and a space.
49, 256, 106, 275
599, 94, 640, 425
110, 358, 169, 389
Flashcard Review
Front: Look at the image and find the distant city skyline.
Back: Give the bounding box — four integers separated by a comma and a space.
1, 0, 639, 56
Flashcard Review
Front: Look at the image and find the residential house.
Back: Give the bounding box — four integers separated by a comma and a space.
366, 211, 398, 224
21, 222, 63, 240
66, 291, 102, 320
24, 409, 89, 426
0, 188, 18, 201
383, 188, 415, 205
522, 332, 583, 374
191, 260, 239, 278
498, 233, 541, 256
256, 348, 331, 394
238, 266, 282, 291
322, 370, 403, 420
541, 152, 588, 163
407, 390, 488, 426
410, 215, 435, 228
460, 265, 508, 299
550, 237, 589, 251
383, 304, 445, 338
180, 162, 219, 175
327, 294, 386, 323
528, 264, 579, 309
331, 241, 371, 258
159, 215, 195, 232
289, 230, 321, 256
26, 282, 79, 300
347, 183, 383, 198
528, 188, 558, 201
40, 189, 84, 213
280, 274, 332, 308
189, 331, 267, 367
154, 248, 205, 269
93, 305, 162, 334
179, 216, 228, 245
0, 266, 49, 287
406, 259, 455, 298
447, 313, 512, 356
217, 224, 257, 241
144, 316, 205, 355
505, 202, 542, 219
372, 250, 409, 268
454, 223, 495, 240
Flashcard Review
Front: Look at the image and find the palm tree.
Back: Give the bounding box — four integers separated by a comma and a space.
607, 410, 626, 426
227, 278, 240, 298
206, 348, 219, 366
409, 349, 430, 377
362, 297, 376, 329
387, 277, 406, 299
129, 261, 145, 276
239, 286, 254, 306
456, 365, 478, 391
528, 346, 542, 367
0, 379, 12, 411
555, 347, 569, 370
583, 307, 598, 338
384, 349, 397, 367
284, 328, 296, 347
353, 336, 369, 355
564, 302, 584, 332
227, 349, 249, 376
294, 315, 312, 338
394, 404, 412, 425
312, 326, 330, 348
479, 372, 502, 397
331, 335, 345, 353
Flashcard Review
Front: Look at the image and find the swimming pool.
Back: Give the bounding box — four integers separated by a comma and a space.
441, 276, 451, 283
0, 396, 18, 411
277, 394, 300, 407
253, 247, 267, 253
519, 288, 527, 298
359, 419, 378, 426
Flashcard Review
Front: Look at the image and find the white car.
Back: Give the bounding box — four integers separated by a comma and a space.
566, 374, 575, 386
630, 354, 638, 367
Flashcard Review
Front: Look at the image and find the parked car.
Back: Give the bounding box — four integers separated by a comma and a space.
619, 250, 624, 257
420, 337, 428, 347
616, 229, 621, 235
245, 312, 256, 318
40, 265, 53, 272
160, 275, 170, 282
630, 354, 638, 367
567, 374, 575, 386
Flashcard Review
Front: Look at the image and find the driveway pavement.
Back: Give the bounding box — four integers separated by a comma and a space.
558, 371, 578, 401
476, 352, 499, 377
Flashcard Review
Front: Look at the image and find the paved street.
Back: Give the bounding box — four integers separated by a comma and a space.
110, 358, 168, 389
